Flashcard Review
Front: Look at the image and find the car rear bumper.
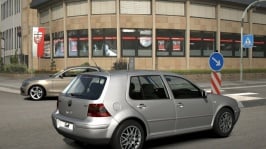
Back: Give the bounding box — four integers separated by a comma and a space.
51, 111, 118, 144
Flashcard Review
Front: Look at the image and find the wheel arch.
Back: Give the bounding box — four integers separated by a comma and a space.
212, 106, 235, 126
112, 117, 148, 140
28, 84, 47, 97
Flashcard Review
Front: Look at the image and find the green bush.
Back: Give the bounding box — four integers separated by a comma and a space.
4, 64, 27, 73
80, 62, 90, 66
112, 59, 128, 70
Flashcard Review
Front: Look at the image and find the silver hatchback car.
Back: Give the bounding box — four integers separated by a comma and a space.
52, 70, 240, 149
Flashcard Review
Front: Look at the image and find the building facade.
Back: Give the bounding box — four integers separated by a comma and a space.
1, 0, 37, 66
8, 0, 266, 71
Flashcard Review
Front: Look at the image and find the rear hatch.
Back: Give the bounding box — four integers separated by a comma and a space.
58, 74, 107, 120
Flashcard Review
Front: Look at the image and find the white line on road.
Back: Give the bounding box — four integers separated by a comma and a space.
222, 84, 266, 90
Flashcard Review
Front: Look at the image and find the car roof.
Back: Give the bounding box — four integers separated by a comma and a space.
65, 65, 103, 71
81, 70, 182, 77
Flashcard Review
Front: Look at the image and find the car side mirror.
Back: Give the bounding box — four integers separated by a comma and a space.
201, 90, 208, 98
59, 74, 64, 79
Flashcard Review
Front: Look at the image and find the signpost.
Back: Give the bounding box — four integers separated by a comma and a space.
240, 0, 266, 81
209, 52, 224, 72
209, 52, 224, 95
243, 34, 254, 49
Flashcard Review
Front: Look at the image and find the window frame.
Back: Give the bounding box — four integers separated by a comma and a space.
92, 28, 117, 57
156, 29, 185, 57
220, 32, 248, 58
190, 31, 216, 57
165, 75, 203, 99
129, 75, 169, 100
67, 29, 89, 58
121, 28, 152, 57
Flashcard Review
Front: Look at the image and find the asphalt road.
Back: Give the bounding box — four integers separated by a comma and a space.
0, 90, 266, 149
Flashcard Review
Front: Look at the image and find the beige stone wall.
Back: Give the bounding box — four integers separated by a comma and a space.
66, 16, 88, 29
253, 24, 266, 35
51, 19, 64, 32
157, 57, 187, 70
190, 18, 217, 31
220, 20, 250, 33
156, 16, 186, 29
91, 15, 117, 28
189, 58, 209, 69
120, 15, 153, 28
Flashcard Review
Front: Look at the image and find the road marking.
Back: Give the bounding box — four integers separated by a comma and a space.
222, 84, 266, 90
224, 92, 262, 101
0, 87, 20, 94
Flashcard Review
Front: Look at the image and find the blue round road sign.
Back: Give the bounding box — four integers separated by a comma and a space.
209, 52, 224, 72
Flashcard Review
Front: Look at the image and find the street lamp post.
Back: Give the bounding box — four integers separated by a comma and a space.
240, 0, 266, 81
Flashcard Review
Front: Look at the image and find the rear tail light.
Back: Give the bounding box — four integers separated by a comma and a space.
88, 104, 111, 117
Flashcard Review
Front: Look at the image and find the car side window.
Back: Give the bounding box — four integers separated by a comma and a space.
129, 75, 169, 100
63, 68, 88, 77
165, 75, 202, 99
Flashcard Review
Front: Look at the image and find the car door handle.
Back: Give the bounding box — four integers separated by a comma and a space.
177, 103, 184, 108
137, 104, 147, 109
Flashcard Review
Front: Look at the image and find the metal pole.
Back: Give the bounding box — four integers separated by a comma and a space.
1, 38, 5, 65
240, 0, 266, 81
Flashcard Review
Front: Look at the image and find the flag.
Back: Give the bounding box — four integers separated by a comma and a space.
32, 27, 45, 57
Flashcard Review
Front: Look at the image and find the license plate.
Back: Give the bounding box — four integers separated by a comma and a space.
56, 119, 73, 131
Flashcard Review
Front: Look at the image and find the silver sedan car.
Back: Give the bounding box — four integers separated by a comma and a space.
20, 66, 102, 100
52, 70, 240, 149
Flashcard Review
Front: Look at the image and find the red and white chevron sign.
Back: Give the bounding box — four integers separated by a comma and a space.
211, 72, 221, 95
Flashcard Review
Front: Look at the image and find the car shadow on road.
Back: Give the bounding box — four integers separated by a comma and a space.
63, 138, 109, 149
144, 130, 215, 148
23, 96, 58, 101
62, 131, 216, 149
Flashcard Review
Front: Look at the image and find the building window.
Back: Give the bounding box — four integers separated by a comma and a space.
53, 32, 64, 58
190, 31, 216, 57
43, 34, 51, 58
40, 9, 49, 24
190, 3, 216, 19
253, 36, 266, 58
67, 1, 88, 16
121, 29, 152, 57
120, 0, 151, 15
91, 0, 116, 14
156, 1, 185, 16
156, 29, 185, 57
220, 32, 247, 57
68, 30, 88, 57
92, 29, 117, 57
52, 4, 63, 20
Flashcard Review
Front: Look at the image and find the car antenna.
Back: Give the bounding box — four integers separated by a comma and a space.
91, 59, 98, 67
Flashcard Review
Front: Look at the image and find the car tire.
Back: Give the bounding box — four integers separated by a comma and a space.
29, 85, 45, 100
213, 108, 234, 137
110, 120, 145, 149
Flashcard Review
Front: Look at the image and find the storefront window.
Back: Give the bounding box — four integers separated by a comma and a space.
190, 31, 216, 57
220, 32, 247, 57
68, 30, 88, 57
156, 29, 185, 57
43, 34, 51, 58
121, 29, 152, 57
92, 29, 117, 57
253, 36, 266, 58
53, 31, 64, 58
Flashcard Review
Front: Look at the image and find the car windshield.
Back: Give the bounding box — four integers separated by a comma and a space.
63, 75, 106, 100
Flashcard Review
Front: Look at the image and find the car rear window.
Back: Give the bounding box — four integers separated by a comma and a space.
64, 75, 106, 100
